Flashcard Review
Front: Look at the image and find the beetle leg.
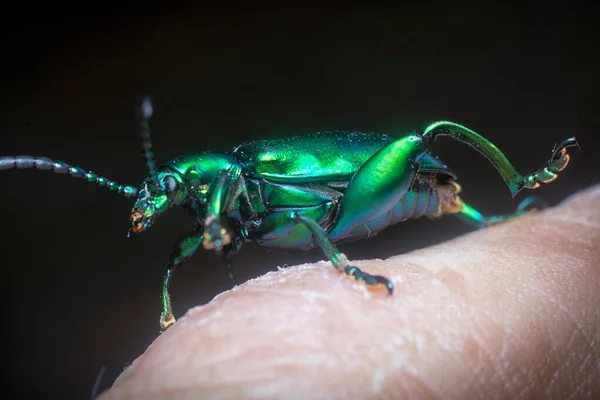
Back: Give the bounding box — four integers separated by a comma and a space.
202, 169, 233, 251
221, 244, 239, 286
453, 197, 547, 229
329, 135, 427, 240
293, 213, 394, 294
160, 226, 204, 331
421, 121, 579, 197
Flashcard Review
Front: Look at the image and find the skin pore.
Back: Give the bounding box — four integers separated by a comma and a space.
98, 184, 600, 400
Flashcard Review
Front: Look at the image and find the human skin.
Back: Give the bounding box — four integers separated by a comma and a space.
98, 184, 600, 400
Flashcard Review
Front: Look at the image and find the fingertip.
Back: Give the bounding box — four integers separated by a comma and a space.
558, 182, 600, 211
101, 184, 600, 399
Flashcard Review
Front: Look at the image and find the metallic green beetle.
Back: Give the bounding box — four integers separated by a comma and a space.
0, 98, 578, 330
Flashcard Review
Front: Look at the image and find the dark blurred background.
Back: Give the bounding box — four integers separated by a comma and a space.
1, 2, 598, 399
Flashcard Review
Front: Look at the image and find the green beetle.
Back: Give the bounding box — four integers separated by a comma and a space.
0, 97, 578, 330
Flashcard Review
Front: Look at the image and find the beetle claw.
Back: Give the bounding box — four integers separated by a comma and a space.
160, 311, 176, 331
344, 265, 394, 295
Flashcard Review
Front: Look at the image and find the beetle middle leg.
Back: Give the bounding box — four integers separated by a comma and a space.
292, 213, 394, 294
160, 226, 204, 331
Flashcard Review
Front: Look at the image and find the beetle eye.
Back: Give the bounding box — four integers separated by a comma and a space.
163, 175, 178, 198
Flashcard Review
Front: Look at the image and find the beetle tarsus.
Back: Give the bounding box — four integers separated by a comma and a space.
160, 311, 176, 331
160, 268, 176, 332
344, 266, 394, 294
202, 221, 231, 251
292, 213, 394, 295
522, 137, 579, 190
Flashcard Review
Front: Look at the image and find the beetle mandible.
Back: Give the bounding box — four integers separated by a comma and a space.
0, 97, 579, 331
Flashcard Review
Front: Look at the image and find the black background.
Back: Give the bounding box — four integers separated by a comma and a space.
1, 2, 599, 399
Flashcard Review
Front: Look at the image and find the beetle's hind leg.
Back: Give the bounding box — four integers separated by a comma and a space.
434, 181, 547, 229
422, 122, 579, 197
292, 213, 394, 294
453, 197, 547, 229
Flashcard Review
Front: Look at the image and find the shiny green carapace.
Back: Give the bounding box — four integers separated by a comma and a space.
0, 98, 579, 331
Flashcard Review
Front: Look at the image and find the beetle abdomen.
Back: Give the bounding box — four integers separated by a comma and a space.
337, 176, 441, 243
391, 176, 441, 223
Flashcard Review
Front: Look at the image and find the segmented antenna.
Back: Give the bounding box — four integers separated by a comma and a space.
90, 365, 106, 400
0, 156, 139, 198
137, 96, 162, 196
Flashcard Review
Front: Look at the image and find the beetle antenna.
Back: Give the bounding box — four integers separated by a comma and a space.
0, 156, 138, 198
137, 96, 162, 196
90, 365, 106, 400
421, 121, 579, 197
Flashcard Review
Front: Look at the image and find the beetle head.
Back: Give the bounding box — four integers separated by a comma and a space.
127, 97, 238, 235
129, 168, 188, 234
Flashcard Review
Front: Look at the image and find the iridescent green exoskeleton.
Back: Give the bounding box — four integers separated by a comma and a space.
0, 98, 579, 331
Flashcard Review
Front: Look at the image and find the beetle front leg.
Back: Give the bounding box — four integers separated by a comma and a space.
202, 169, 233, 251
160, 226, 204, 331
293, 213, 394, 294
